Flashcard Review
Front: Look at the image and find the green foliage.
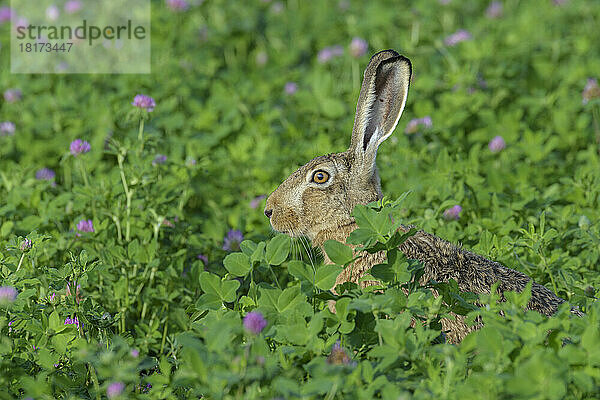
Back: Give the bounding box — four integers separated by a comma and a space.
223, 252, 251, 277
265, 234, 291, 266
1, 0, 600, 399
323, 240, 354, 265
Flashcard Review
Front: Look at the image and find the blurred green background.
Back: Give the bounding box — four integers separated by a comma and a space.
2, 0, 598, 247
4, 0, 600, 277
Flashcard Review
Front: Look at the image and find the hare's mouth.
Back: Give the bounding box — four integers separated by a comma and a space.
270, 221, 303, 238
274, 228, 299, 238
268, 210, 303, 238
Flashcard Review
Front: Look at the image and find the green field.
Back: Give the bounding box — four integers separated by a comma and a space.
1, 0, 600, 398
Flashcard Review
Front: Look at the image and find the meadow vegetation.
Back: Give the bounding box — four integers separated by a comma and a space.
1, 0, 600, 398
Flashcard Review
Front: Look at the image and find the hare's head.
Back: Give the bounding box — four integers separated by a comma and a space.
265, 50, 411, 244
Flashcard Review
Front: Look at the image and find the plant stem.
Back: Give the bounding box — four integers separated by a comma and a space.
78, 158, 97, 219
120, 300, 126, 334
112, 215, 122, 242
125, 192, 132, 241
539, 251, 558, 296
117, 153, 132, 242
251, 270, 257, 305
160, 318, 168, 354
352, 60, 359, 92
410, 20, 420, 46
324, 382, 338, 400
592, 105, 600, 154
78, 158, 89, 187
374, 312, 383, 347
87, 363, 101, 400
269, 265, 281, 290
16, 253, 25, 272
153, 220, 160, 242
138, 118, 145, 152
140, 302, 148, 321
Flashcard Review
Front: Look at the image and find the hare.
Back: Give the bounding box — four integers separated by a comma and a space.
264, 49, 575, 343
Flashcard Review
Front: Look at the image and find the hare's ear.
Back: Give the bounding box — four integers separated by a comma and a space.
349, 50, 411, 161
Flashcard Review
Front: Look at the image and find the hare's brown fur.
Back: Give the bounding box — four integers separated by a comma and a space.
265, 50, 574, 343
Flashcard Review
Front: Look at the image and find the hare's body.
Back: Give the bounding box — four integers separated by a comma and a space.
265, 50, 573, 343
316, 222, 565, 343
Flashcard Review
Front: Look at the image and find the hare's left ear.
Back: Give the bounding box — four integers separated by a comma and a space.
349, 50, 411, 162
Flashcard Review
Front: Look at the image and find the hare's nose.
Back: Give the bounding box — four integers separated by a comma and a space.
264, 208, 273, 218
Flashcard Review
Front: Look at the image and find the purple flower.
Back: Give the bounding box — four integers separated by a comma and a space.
107, 382, 125, 399
488, 135, 506, 153
478, 76, 488, 89
404, 116, 433, 134
130, 349, 139, 358
3, 89, 22, 103
14, 17, 28, 31
136, 383, 152, 393
20, 238, 32, 251
46, 5, 60, 21
152, 154, 167, 165
318, 48, 334, 63
270, 2, 284, 13
444, 30, 472, 47
0, 121, 15, 136
49, 292, 56, 302
250, 195, 267, 209
330, 45, 344, 56
132, 94, 156, 112
255, 51, 268, 66
443, 205, 462, 220
318, 45, 344, 64
0, 286, 18, 303
66, 283, 83, 303
197, 254, 208, 265
485, 1, 503, 18
70, 139, 91, 156
582, 78, 600, 105
243, 311, 267, 334
349, 37, 368, 58
0, 6, 14, 23
284, 82, 298, 95
76, 219, 95, 233
223, 229, 244, 251
166, 0, 189, 11
64, 0, 82, 14
64, 316, 81, 327
327, 340, 353, 365
66, 282, 76, 296
36, 168, 56, 181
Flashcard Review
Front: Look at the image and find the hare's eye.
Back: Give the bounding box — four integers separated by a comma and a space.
312, 170, 330, 184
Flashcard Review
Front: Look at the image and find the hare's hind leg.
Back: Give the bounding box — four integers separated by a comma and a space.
441, 313, 482, 344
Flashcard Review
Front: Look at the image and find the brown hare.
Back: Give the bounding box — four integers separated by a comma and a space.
264, 49, 575, 343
